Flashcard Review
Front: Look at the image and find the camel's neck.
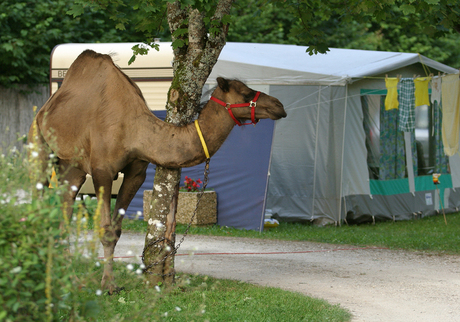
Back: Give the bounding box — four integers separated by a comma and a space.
136, 100, 235, 168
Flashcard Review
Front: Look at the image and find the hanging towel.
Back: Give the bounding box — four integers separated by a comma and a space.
398, 78, 415, 132
431, 76, 441, 104
441, 74, 460, 156
414, 77, 431, 107
385, 77, 399, 110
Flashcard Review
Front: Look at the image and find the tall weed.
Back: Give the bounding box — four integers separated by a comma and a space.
0, 143, 101, 321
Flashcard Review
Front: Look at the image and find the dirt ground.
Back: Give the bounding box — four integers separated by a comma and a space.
103, 232, 460, 322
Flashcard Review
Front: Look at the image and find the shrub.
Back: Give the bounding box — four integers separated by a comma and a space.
0, 146, 100, 321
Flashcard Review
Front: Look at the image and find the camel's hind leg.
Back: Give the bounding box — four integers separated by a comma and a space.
91, 169, 118, 293
56, 160, 87, 220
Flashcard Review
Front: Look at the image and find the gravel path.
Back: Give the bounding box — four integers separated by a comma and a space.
104, 232, 460, 322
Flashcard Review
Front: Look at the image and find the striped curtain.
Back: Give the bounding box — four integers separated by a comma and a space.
433, 100, 449, 174
379, 96, 407, 180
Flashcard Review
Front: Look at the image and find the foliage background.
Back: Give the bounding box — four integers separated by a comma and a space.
0, 0, 149, 87
1, 0, 460, 88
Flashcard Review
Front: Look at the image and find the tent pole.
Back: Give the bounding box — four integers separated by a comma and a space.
312, 86, 322, 221
338, 84, 349, 225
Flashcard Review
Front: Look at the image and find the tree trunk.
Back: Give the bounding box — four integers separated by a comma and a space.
142, 0, 233, 286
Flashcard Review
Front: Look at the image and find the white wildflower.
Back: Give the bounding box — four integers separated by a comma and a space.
118, 208, 125, 215
118, 297, 126, 304
95, 261, 101, 267
10, 266, 22, 274
70, 185, 78, 192
126, 264, 134, 271
155, 285, 161, 292
175, 307, 181, 312
31, 151, 39, 158
147, 233, 154, 240
140, 263, 146, 269
163, 312, 168, 317
135, 269, 142, 275
95, 289, 102, 296
36, 183, 43, 190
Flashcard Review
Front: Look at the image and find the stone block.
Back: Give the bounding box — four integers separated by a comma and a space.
144, 190, 217, 225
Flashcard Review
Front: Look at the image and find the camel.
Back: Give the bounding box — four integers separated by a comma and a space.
28, 49, 286, 293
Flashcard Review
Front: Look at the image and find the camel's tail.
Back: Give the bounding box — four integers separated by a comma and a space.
27, 107, 53, 186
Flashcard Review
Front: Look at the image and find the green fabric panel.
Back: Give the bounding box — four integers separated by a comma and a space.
414, 175, 452, 191
370, 178, 410, 195
370, 175, 453, 196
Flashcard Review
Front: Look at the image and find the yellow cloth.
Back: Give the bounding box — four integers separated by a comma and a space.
414, 77, 431, 107
384, 78, 399, 110
441, 74, 460, 156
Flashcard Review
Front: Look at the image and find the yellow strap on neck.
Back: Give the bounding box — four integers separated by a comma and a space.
194, 120, 210, 159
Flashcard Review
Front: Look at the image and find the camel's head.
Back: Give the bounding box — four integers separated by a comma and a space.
212, 77, 286, 125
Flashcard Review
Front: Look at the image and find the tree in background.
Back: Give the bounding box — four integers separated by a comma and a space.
227, 0, 460, 67
2, 0, 460, 88
0, 0, 161, 87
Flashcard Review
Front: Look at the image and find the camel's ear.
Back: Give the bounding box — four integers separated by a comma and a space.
217, 77, 229, 92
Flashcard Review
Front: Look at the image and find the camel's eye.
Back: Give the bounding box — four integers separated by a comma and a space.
243, 90, 257, 102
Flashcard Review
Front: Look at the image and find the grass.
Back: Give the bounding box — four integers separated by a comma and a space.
67, 261, 350, 322
118, 211, 460, 254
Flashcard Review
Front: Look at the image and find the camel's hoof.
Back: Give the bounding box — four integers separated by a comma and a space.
107, 286, 125, 295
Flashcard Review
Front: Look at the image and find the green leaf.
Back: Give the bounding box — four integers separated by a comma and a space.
66, 4, 85, 18
400, 4, 416, 15
173, 28, 189, 37
128, 55, 136, 65
2, 43, 13, 52
222, 14, 232, 25
115, 23, 126, 30
172, 39, 185, 49
424, 0, 439, 4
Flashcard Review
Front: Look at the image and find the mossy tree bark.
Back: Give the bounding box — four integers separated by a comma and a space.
142, 0, 233, 285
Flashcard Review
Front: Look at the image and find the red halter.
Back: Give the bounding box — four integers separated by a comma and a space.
210, 91, 261, 126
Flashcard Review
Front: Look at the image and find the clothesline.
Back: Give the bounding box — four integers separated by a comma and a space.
284, 73, 460, 112
281, 72, 460, 158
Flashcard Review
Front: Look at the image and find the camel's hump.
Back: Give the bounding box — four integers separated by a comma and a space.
77, 49, 113, 62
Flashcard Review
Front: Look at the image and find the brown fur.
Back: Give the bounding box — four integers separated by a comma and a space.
28, 49, 286, 293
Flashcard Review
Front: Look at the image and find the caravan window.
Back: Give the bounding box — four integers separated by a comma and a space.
361, 91, 448, 180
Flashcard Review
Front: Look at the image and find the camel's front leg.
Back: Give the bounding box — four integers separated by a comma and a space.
113, 160, 148, 231
92, 169, 119, 294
